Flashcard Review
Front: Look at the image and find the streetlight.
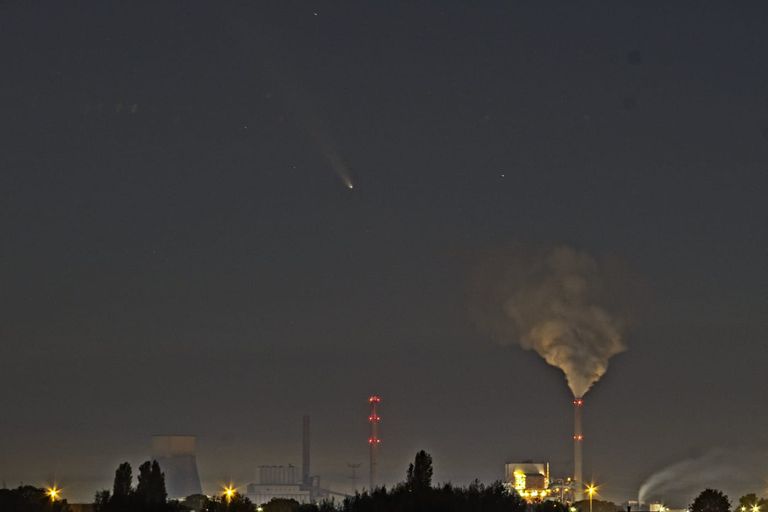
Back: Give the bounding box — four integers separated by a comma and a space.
751, 505, 760, 512
46, 485, 61, 502
222, 484, 236, 503
586, 484, 597, 512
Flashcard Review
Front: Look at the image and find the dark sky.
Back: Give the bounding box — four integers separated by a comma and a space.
2, 1, 767, 505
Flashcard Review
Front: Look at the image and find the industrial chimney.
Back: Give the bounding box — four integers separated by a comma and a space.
573, 398, 584, 501
302, 415, 310, 487
368, 395, 381, 490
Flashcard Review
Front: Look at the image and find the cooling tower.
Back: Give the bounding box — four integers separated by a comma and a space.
151, 435, 202, 499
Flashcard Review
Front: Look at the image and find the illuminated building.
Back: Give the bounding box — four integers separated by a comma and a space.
504, 461, 551, 501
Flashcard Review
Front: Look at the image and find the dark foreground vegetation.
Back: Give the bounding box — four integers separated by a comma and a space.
1, 453, 765, 512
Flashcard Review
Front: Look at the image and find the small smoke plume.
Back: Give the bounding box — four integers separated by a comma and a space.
638, 449, 764, 505
470, 245, 630, 398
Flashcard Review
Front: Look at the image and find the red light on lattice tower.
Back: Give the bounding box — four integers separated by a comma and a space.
368, 395, 381, 490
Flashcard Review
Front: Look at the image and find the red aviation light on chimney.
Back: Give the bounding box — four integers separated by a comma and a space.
573, 398, 583, 406
368, 395, 381, 489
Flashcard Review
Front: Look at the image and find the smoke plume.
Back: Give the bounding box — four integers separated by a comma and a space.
470, 245, 629, 398
638, 449, 763, 505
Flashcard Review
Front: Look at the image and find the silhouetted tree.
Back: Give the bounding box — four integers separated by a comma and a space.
263, 498, 300, 512
537, 500, 569, 512
204, 493, 255, 512
316, 500, 338, 512
573, 499, 621, 512
406, 450, 433, 492
736, 494, 768, 512
136, 460, 168, 508
0, 485, 71, 512
94, 490, 111, 512
108, 462, 135, 512
342, 452, 525, 512
691, 489, 731, 512
113, 462, 133, 499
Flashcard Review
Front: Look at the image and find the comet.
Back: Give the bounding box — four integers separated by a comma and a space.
311, 125, 355, 190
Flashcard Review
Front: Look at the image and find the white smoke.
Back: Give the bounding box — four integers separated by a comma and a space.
470, 245, 629, 398
638, 449, 761, 505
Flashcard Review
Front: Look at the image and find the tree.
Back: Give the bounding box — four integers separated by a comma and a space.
537, 501, 569, 512
341, 453, 526, 512
736, 494, 768, 512
262, 498, 300, 512
94, 490, 111, 512
204, 493, 255, 512
690, 489, 731, 512
0, 485, 71, 512
136, 460, 168, 507
572, 500, 621, 512
406, 450, 433, 492
113, 462, 133, 499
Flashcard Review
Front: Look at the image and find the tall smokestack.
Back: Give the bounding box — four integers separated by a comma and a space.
302, 415, 310, 486
368, 395, 381, 490
573, 398, 584, 501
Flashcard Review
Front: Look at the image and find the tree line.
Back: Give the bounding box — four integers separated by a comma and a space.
1, 453, 765, 512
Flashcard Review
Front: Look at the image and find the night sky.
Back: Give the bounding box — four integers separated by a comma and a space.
1, 2, 767, 505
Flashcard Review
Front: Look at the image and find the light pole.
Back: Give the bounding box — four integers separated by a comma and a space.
586, 484, 597, 512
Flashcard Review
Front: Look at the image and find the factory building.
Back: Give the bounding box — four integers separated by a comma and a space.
548, 477, 575, 503
244, 465, 324, 505
245, 416, 328, 505
504, 461, 577, 503
258, 465, 299, 485
505, 461, 551, 501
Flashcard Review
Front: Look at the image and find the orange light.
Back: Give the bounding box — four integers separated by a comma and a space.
223, 485, 236, 502
46, 486, 62, 502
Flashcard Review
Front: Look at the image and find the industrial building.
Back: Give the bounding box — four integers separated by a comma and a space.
245, 416, 325, 505
245, 466, 312, 505
505, 461, 551, 500
503, 461, 576, 503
